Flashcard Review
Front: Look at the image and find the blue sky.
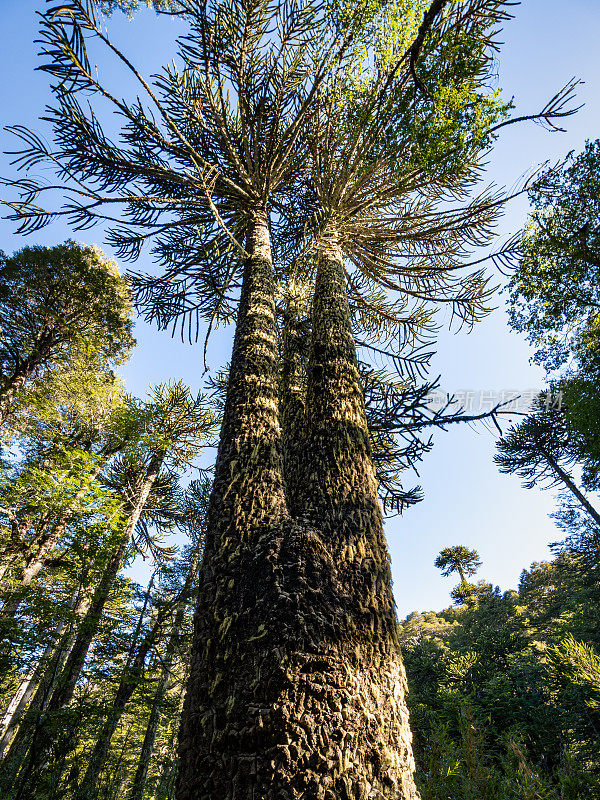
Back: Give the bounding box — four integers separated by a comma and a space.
2, 0, 599, 616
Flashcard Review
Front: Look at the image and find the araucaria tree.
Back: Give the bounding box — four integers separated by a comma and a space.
1, 0, 577, 797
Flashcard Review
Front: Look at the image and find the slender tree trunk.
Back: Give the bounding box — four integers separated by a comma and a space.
0, 584, 93, 790
280, 293, 309, 511
545, 450, 600, 528
0, 337, 51, 427
0, 615, 69, 758
151, 685, 186, 800
75, 590, 167, 798
129, 669, 169, 800
0, 367, 35, 428
130, 543, 201, 800
0, 464, 105, 628
0, 584, 85, 757
0, 519, 29, 586
14, 451, 165, 798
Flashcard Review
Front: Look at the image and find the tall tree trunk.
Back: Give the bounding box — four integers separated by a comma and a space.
151, 685, 186, 800
14, 450, 165, 798
0, 584, 93, 791
130, 543, 201, 800
129, 667, 170, 800
0, 463, 105, 628
291, 240, 419, 798
0, 336, 52, 427
176, 211, 290, 799
196, 211, 288, 561
0, 611, 71, 758
75, 582, 168, 798
544, 449, 600, 528
176, 230, 419, 799
0, 518, 29, 586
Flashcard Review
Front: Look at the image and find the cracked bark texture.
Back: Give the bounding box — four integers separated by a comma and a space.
176, 225, 418, 799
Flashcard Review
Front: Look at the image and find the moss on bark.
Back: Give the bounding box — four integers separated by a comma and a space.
176, 230, 419, 799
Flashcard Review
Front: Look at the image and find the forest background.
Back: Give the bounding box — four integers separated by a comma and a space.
2, 0, 600, 616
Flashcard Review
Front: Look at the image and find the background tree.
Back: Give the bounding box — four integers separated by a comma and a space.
506, 139, 600, 489
494, 395, 600, 527
8, 382, 215, 798
0, 243, 134, 426
508, 139, 600, 374
400, 543, 600, 799
435, 546, 482, 585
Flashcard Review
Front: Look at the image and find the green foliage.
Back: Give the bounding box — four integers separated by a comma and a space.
548, 635, 600, 708
134, 381, 219, 468
495, 398, 581, 489
97, 0, 179, 14
402, 544, 600, 799
0, 241, 134, 366
508, 140, 600, 373
505, 138, 600, 505
0, 233, 216, 799
435, 545, 482, 579
0, 242, 134, 426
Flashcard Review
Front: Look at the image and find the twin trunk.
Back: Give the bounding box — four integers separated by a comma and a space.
176, 221, 418, 799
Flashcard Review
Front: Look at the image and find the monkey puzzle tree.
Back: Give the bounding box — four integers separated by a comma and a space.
435, 545, 483, 604
495, 396, 600, 529
12, 381, 214, 797
275, 0, 577, 511
1, 0, 577, 797
435, 546, 482, 584
0, 242, 134, 427
2, 1, 423, 795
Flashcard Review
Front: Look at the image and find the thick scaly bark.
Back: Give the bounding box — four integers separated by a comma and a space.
176, 226, 419, 798
14, 451, 165, 798
194, 212, 288, 563
288, 240, 420, 799
176, 212, 290, 799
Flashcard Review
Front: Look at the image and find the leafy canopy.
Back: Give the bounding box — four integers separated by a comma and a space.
508, 140, 600, 373
0, 241, 134, 380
